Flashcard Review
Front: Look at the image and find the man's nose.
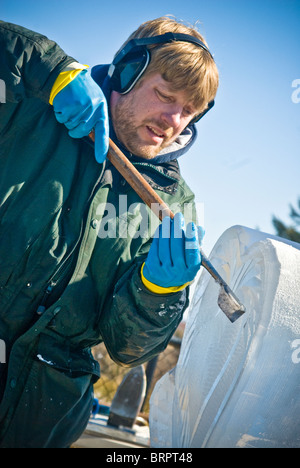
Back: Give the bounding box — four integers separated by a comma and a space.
161, 108, 182, 129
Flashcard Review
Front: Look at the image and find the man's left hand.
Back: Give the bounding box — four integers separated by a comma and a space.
143, 213, 202, 290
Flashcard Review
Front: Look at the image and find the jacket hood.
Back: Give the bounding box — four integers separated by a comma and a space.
91, 64, 197, 164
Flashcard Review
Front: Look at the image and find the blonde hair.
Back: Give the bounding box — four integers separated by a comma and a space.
123, 16, 219, 112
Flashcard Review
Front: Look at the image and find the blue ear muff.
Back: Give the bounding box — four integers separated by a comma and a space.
108, 46, 150, 94
108, 32, 215, 121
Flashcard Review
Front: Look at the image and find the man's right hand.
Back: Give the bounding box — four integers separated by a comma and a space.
52, 69, 109, 163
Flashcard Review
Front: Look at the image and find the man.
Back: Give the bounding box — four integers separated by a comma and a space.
0, 17, 219, 447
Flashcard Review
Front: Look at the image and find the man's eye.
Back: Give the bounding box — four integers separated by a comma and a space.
183, 108, 193, 117
156, 90, 172, 103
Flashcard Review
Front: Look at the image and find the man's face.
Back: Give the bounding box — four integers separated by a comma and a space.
110, 73, 199, 159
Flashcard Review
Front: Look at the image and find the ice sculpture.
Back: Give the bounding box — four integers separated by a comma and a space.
149, 226, 300, 448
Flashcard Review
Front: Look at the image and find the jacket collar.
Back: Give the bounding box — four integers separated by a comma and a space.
91, 64, 197, 164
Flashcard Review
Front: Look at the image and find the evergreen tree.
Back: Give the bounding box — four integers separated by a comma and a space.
272, 197, 300, 243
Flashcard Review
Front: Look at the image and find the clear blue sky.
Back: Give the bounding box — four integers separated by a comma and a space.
2, 0, 300, 253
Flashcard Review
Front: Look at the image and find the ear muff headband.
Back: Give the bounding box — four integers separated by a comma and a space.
108, 32, 215, 122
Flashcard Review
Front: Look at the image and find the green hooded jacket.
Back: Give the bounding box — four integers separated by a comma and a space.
0, 21, 197, 447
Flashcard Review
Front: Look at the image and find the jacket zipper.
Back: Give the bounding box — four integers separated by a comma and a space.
36, 282, 55, 316
35, 220, 84, 316
35, 162, 106, 316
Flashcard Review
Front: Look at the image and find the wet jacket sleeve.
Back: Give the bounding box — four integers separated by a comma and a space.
99, 261, 189, 367
0, 21, 76, 103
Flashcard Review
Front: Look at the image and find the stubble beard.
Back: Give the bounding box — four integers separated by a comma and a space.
111, 96, 172, 159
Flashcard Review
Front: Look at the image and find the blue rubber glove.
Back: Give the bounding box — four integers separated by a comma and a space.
143, 213, 202, 289
53, 69, 109, 163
